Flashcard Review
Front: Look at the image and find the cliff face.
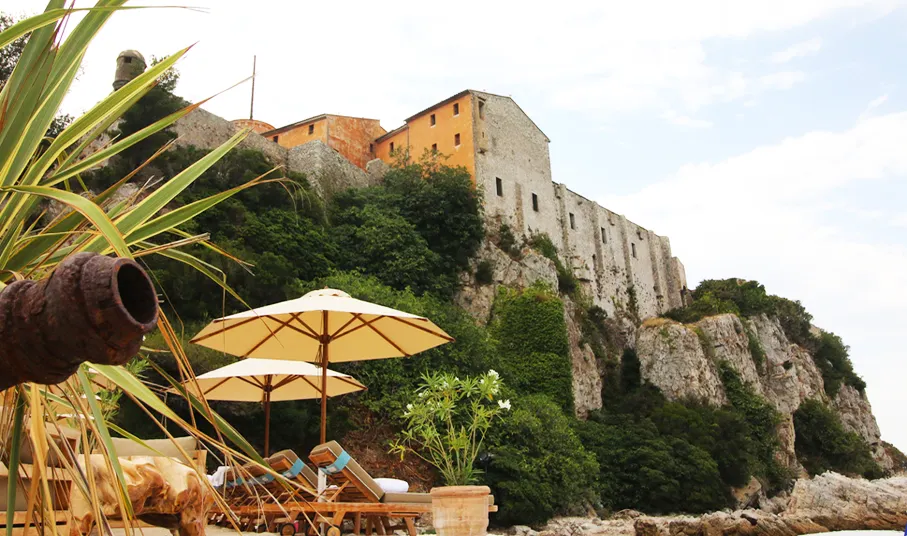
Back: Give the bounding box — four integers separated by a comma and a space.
635, 313, 892, 471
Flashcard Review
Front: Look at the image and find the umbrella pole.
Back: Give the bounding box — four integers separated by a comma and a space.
321, 342, 328, 444
264, 377, 271, 457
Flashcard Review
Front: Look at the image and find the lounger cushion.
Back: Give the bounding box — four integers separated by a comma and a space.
310, 441, 384, 502
105, 436, 199, 467
381, 492, 431, 504
374, 478, 409, 493
267, 449, 318, 487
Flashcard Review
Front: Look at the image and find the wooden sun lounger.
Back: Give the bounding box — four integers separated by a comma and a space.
218, 441, 496, 536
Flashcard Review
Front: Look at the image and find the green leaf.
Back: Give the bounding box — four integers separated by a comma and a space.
76, 368, 134, 517
0, 186, 130, 257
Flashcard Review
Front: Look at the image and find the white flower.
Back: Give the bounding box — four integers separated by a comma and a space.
418, 391, 427, 398
406, 403, 413, 411
488, 369, 499, 378
498, 399, 511, 411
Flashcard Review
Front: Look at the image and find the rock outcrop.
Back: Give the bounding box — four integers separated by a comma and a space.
634, 313, 893, 470
455, 241, 558, 323
635, 318, 726, 405
634, 472, 907, 535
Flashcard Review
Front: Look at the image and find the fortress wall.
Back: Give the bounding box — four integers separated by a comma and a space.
474, 94, 562, 251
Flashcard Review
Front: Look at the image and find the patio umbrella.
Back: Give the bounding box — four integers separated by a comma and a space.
190, 288, 453, 442
176, 358, 365, 455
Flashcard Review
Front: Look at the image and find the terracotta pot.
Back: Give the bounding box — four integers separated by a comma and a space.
430, 485, 490, 536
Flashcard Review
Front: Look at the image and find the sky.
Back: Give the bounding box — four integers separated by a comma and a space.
10, 1, 907, 451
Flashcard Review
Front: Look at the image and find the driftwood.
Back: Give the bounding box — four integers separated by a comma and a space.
0, 253, 158, 391
70, 455, 212, 536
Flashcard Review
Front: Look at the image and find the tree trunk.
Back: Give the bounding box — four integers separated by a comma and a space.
0, 252, 158, 391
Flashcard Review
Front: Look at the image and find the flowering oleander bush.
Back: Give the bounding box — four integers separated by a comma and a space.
391, 371, 511, 486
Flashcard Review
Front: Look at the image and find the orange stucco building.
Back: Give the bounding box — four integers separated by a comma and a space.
261, 115, 385, 170
373, 90, 480, 180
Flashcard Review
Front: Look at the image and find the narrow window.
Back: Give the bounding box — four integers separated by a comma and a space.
601, 227, 607, 244
430, 114, 436, 126
308, 124, 314, 135
123, 57, 132, 64
453, 103, 459, 116
454, 133, 461, 146
478, 100, 486, 120
532, 193, 539, 212
631, 243, 637, 259
432, 143, 438, 152
389, 142, 395, 153
495, 177, 503, 197
369, 143, 374, 152
272, 135, 279, 142
569, 213, 576, 230
592, 254, 597, 267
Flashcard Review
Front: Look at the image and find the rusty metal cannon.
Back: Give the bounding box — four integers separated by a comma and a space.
0, 252, 158, 391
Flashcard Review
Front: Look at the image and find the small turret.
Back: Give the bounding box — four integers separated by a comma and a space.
113, 50, 146, 90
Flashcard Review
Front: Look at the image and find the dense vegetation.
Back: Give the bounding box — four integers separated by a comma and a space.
664, 279, 866, 397
793, 399, 883, 479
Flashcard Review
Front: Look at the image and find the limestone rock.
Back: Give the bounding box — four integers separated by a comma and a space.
635, 319, 726, 405
564, 298, 603, 418
696, 315, 763, 394
786, 472, 907, 531
454, 240, 557, 323
731, 476, 764, 509
831, 385, 894, 470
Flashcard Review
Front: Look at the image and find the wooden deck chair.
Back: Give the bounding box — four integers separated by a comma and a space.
308, 441, 497, 536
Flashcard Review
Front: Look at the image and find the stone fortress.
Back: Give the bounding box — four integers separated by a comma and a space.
115, 51, 687, 321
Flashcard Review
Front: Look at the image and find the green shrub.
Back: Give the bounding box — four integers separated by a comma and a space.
484, 395, 598, 526
813, 331, 865, 397
527, 233, 578, 297
497, 223, 520, 258
577, 413, 729, 514
491, 284, 573, 413
745, 325, 766, 373
331, 203, 442, 294
717, 361, 792, 492
475, 259, 494, 285
793, 399, 883, 479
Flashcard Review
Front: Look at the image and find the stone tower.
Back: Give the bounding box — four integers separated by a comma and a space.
113, 50, 146, 90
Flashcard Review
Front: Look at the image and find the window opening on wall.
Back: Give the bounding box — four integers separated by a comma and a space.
272, 135, 279, 143
592, 254, 596, 267
631, 243, 637, 258
430, 114, 436, 126
124, 57, 132, 64
369, 143, 374, 152
453, 103, 460, 116
478, 100, 486, 119
432, 143, 438, 152
569, 213, 576, 230
532, 193, 539, 212
389, 142, 395, 152
308, 124, 314, 135
454, 133, 461, 146
601, 227, 607, 244
495, 178, 503, 197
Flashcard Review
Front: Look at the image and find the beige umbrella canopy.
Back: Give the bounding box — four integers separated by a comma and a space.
190, 288, 454, 442
178, 358, 365, 455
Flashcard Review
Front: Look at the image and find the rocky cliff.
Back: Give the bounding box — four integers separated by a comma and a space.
457, 241, 893, 473
634, 313, 893, 472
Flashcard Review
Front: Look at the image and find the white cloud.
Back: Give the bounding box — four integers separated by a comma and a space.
891, 213, 907, 227
759, 71, 808, 90
661, 110, 713, 128
601, 111, 907, 450
770, 38, 823, 63
860, 94, 889, 119
14, 0, 899, 127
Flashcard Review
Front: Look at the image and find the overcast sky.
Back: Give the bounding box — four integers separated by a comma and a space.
11, 0, 907, 451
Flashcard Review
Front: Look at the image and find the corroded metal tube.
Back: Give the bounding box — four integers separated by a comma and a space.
0, 252, 158, 391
